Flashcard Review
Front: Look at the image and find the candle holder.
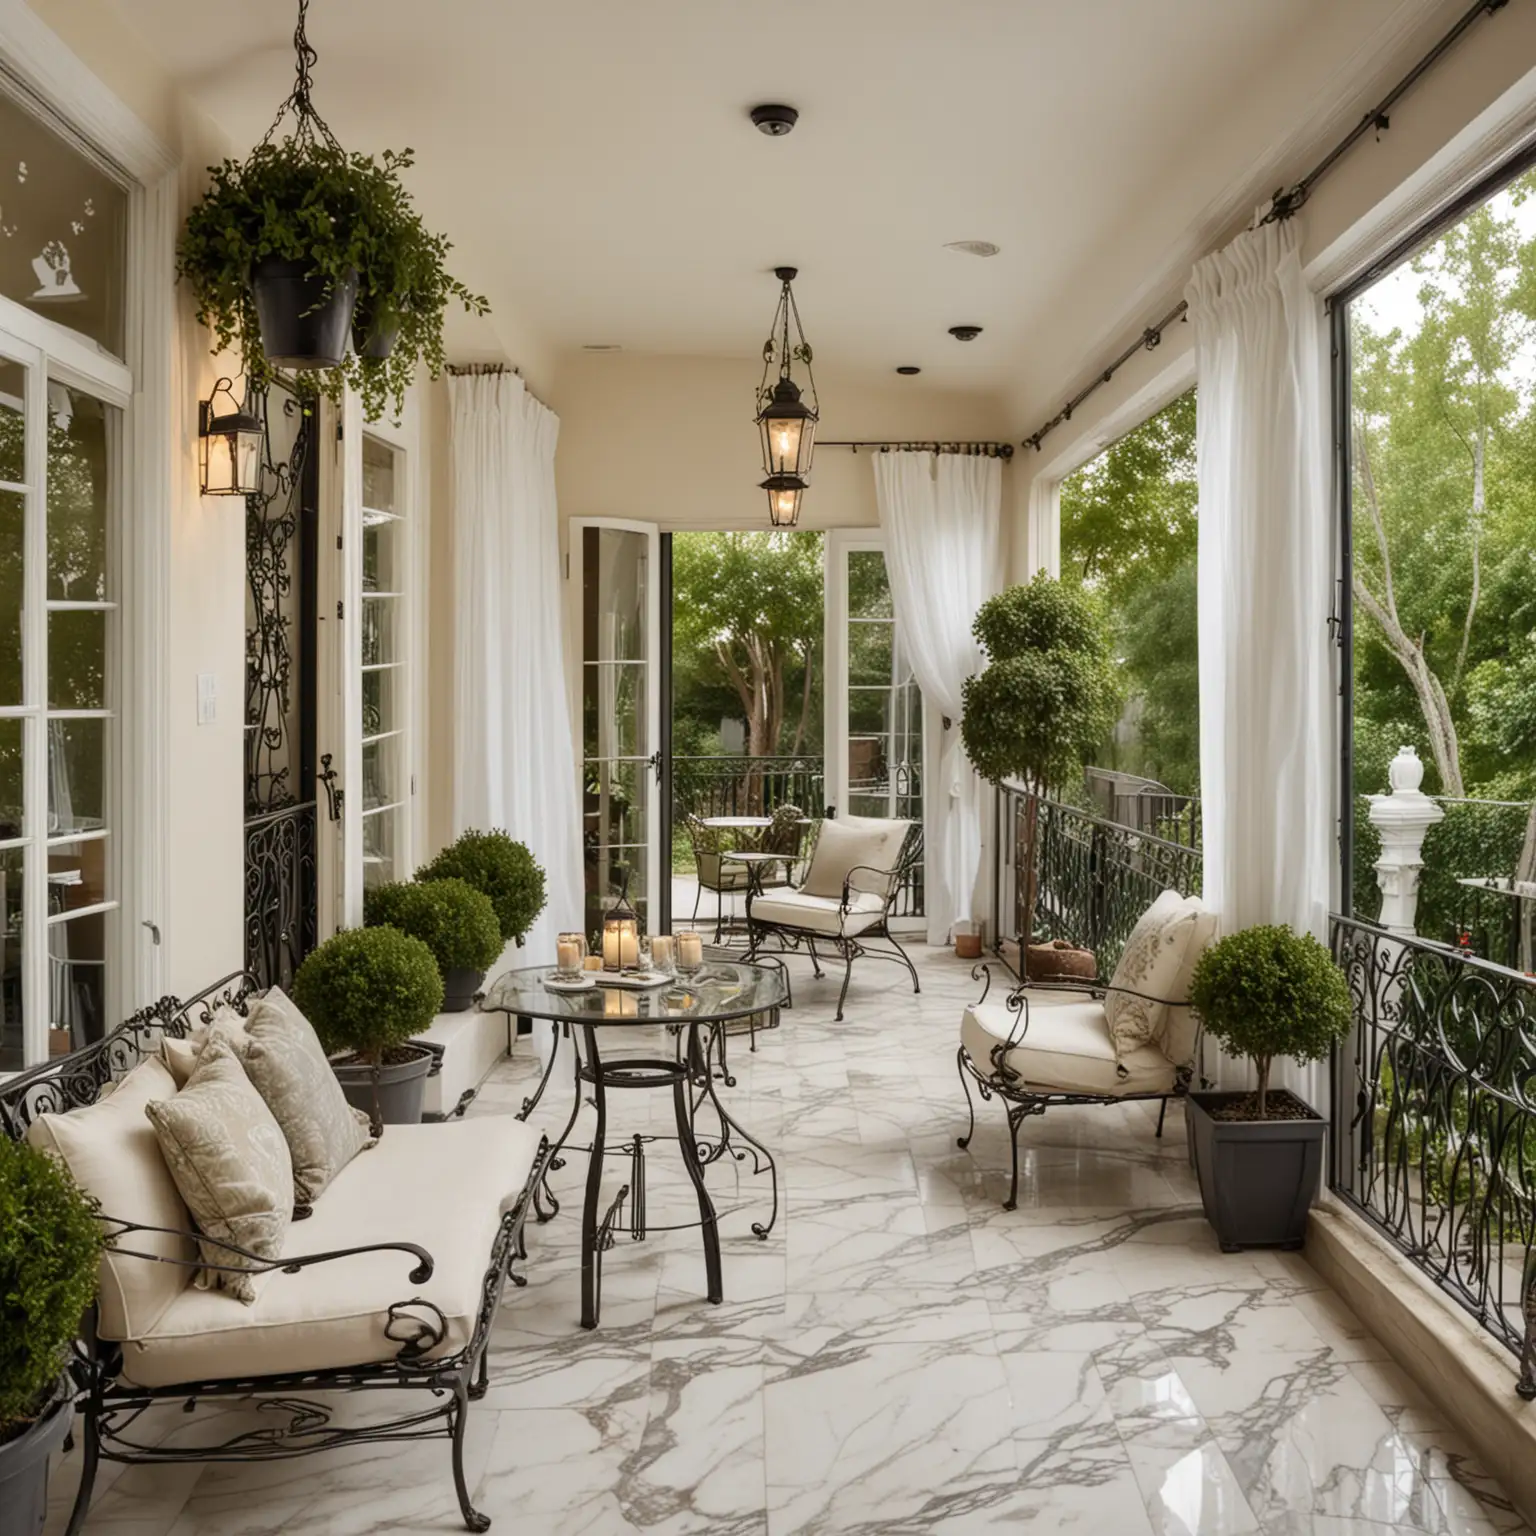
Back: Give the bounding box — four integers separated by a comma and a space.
555, 932, 587, 979
675, 925, 705, 978
601, 871, 644, 974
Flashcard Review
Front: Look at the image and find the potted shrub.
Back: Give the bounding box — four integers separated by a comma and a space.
417, 830, 547, 948
1186, 924, 1354, 1251
176, 7, 486, 416
293, 926, 444, 1132
0, 1138, 104, 1536
364, 877, 502, 1012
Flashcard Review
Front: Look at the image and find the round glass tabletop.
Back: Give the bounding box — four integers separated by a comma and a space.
480, 961, 787, 1026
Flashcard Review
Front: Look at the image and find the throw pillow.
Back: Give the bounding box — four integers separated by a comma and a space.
159, 1005, 249, 1088
1103, 889, 1201, 1061
240, 986, 373, 1206
801, 817, 910, 899
145, 1036, 293, 1304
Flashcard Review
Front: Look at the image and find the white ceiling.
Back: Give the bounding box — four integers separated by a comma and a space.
109, 0, 1442, 400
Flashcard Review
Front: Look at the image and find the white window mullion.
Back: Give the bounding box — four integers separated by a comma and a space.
20, 343, 48, 1067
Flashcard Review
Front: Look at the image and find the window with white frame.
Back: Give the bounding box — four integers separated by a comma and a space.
0, 84, 130, 1072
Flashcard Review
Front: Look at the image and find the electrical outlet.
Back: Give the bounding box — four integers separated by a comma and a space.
196, 672, 217, 726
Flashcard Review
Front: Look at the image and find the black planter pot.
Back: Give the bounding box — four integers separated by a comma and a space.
251, 258, 359, 369
351, 314, 401, 362
0, 1379, 73, 1536
332, 1044, 433, 1132
441, 967, 485, 1014
1188, 1090, 1327, 1252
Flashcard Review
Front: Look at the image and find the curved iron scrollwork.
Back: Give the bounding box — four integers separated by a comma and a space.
243, 383, 318, 991
1330, 914, 1536, 1395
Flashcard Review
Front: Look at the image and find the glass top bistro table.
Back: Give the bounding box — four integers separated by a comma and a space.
480, 961, 786, 1329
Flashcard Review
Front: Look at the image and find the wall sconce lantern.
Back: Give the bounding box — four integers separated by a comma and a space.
198, 378, 263, 497
760, 472, 806, 528
601, 868, 642, 973
755, 266, 818, 522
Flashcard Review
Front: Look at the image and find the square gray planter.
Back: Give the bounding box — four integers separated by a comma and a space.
1187, 1090, 1326, 1251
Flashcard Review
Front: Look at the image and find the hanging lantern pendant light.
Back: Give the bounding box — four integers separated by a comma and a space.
756, 266, 818, 525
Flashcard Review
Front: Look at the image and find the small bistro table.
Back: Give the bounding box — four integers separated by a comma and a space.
480, 961, 785, 1329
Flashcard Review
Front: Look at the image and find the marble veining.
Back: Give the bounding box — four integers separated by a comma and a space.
43, 948, 1531, 1536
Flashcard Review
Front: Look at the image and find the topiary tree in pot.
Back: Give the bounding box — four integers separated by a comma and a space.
960, 572, 1120, 953
0, 1139, 104, 1536
1186, 924, 1355, 1251
364, 877, 502, 1013
293, 926, 444, 1133
417, 830, 547, 949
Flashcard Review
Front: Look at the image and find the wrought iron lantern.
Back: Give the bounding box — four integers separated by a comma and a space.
601, 869, 642, 973
756, 265, 818, 519
198, 378, 263, 497
760, 472, 807, 529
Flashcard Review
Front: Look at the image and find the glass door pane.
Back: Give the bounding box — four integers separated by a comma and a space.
579, 523, 659, 939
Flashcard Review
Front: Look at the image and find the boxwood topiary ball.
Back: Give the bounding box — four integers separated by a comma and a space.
416, 829, 546, 944
293, 925, 444, 1066
363, 877, 502, 976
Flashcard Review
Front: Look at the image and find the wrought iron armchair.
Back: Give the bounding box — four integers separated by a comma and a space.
744, 818, 923, 1021
1, 974, 552, 1535
683, 812, 753, 941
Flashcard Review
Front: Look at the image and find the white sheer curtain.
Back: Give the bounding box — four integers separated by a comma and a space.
1185, 219, 1334, 1106
873, 451, 1002, 945
449, 371, 584, 969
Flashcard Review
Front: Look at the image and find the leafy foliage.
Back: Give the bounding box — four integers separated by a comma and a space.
961, 574, 1120, 790
0, 1138, 104, 1440
1189, 925, 1354, 1117
364, 877, 502, 975
416, 829, 546, 944
177, 141, 486, 419
293, 925, 443, 1065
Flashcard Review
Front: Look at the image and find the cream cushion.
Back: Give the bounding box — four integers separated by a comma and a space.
26, 1057, 193, 1342
801, 816, 910, 899
120, 1115, 544, 1388
241, 987, 373, 1206
1159, 897, 1219, 1071
145, 1037, 294, 1304
962, 998, 1176, 1098
159, 1007, 249, 1088
750, 888, 886, 937
1103, 890, 1201, 1060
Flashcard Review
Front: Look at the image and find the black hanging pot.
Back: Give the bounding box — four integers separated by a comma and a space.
251, 258, 359, 369
351, 308, 402, 362
0, 1376, 73, 1536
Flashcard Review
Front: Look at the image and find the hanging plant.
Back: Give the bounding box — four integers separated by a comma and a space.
175, 0, 487, 419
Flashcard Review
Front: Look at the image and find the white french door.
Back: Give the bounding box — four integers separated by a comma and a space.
0, 316, 130, 1069
318, 392, 423, 935
569, 518, 661, 939
824, 530, 928, 929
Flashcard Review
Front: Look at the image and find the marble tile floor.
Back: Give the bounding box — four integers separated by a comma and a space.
45, 947, 1532, 1536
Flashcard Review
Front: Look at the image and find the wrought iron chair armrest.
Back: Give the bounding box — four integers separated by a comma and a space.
101, 1217, 436, 1284
838, 863, 906, 911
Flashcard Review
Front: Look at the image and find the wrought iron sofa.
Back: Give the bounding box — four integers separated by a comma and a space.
957, 890, 1217, 1209
744, 815, 922, 1021
0, 973, 551, 1534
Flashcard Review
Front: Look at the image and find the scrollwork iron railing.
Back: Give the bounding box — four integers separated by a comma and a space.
1330, 913, 1536, 1393
993, 786, 1203, 974
670, 754, 826, 822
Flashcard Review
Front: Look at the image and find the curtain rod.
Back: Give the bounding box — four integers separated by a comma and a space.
445, 362, 522, 377
819, 439, 1015, 460
1020, 0, 1509, 455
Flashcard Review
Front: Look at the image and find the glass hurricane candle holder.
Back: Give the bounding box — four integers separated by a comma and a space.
555, 933, 587, 978
650, 934, 676, 976
675, 927, 704, 977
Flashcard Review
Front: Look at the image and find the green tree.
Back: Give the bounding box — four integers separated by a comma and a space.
671, 531, 823, 757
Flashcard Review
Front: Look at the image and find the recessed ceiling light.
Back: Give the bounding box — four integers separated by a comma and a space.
896, 366, 921, 375
750, 104, 798, 137
582, 343, 622, 352
945, 240, 1001, 258
948, 325, 983, 342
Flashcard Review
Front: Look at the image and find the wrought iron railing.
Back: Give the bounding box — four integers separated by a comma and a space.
993, 785, 1203, 974
1084, 767, 1202, 850
1330, 913, 1536, 1391
671, 755, 826, 822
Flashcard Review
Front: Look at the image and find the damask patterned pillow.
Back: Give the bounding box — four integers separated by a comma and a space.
145, 1036, 293, 1303
239, 986, 373, 1207
159, 1006, 249, 1088
1103, 890, 1202, 1061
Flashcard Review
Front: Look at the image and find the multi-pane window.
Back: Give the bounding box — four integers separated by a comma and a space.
360, 434, 408, 889
844, 549, 923, 823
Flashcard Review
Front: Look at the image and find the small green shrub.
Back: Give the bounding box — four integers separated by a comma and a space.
417, 830, 546, 944
364, 877, 501, 976
961, 573, 1120, 790
0, 1138, 104, 1440
1189, 924, 1354, 1118
293, 926, 443, 1065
